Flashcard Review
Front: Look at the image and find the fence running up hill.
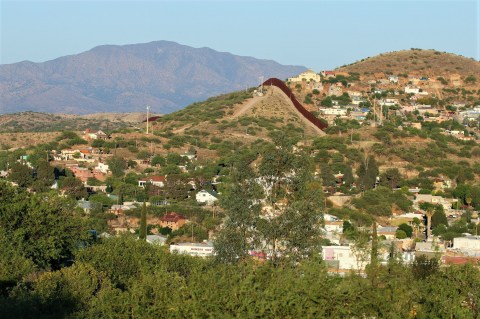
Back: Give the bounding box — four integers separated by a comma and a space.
262, 78, 328, 131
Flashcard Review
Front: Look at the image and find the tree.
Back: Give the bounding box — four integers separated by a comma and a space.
9, 162, 34, 188
342, 165, 354, 187
32, 159, 55, 192
139, 201, 147, 240
357, 155, 379, 191
58, 176, 88, 199
107, 156, 127, 178
151, 155, 165, 167
398, 223, 413, 238
214, 152, 263, 263
379, 168, 402, 189
320, 163, 336, 187
395, 229, 407, 239
0, 183, 86, 269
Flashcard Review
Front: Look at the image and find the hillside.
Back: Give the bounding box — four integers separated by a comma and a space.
0, 112, 132, 133
336, 49, 480, 78
0, 40, 306, 115
151, 85, 324, 147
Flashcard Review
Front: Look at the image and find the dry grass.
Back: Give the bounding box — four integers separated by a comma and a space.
337, 49, 480, 78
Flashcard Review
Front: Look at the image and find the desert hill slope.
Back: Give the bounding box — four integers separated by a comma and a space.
336, 49, 480, 77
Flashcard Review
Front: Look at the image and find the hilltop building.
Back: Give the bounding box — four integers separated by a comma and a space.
288, 70, 321, 83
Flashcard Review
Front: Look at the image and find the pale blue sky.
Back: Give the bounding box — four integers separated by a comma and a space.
1, 0, 479, 70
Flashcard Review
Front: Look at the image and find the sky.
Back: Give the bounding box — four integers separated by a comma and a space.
1, 0, 479, 70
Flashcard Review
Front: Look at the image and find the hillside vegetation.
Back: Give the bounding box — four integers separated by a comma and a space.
337, 49, 480, 78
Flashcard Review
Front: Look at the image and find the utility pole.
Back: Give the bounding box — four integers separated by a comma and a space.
146, 105, 150, 135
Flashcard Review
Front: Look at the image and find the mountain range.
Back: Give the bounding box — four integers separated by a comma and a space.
0, 41, 306, 114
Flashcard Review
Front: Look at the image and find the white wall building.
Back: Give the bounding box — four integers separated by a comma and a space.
322, 245, 369, 271
453, 236, 480, 252
196, 189, 219, 204
170, 242, 214, 257
95, 162, 110, 174
405, 86, 420, 94
288, 69, 321, 83
319, 108, 348, 116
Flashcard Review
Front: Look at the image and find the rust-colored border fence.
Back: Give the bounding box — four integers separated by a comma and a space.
262, 78, 328, 131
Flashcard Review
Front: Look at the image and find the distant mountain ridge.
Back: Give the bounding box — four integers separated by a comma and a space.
0, 41, 306, 114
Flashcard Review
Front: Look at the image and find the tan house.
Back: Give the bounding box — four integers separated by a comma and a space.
160, 212, 187, 230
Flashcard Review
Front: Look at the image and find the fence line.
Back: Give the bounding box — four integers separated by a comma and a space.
262, 78, 328, 131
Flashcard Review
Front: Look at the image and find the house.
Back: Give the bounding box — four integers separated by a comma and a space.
77, 200, 97, 214
138, 175, 166, 188
452, 236, 480, 254
379, 98, 399, 107
288, 69, 321, 83
324, 220, 343, 234
414, 194, 456, 212
388, 75, 399, 83
146, 234, 167, 246
83, 129, 109, 141
95, 162, 110, 174
196, 189, 219, 204
377, 226, 398, 240
322, 245, 369, 272
160, 212, 187, 231
404, 86, 420, 94
170, 241, 214, 257
432, 177, 452, 192
319, 108, 348, 116
321, 70, 336, 78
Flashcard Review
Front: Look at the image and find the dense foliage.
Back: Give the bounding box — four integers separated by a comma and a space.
1, 235, 480, 318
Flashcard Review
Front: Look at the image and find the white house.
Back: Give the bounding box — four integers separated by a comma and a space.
288, 69, 321, 83
138, 176, 166, 188
405, 86, 421, 94
379, 98, 399, 107
319, 108, 348, 116
146, 234, 167, 246
324, 221, 343, 234
170, 241, 214, 257
95, 162, 110, 174
388, 75, 399, 83
322, 245, 370, 272
196, 189, 219, 204
452, 236, 480, 253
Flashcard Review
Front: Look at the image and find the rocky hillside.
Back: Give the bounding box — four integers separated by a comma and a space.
0, 41, 305, 114
336, 49, 480, 78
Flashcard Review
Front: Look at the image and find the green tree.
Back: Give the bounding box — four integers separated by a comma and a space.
139, 201, 147, 240
342, 165, 354, 187
320, 163, 336, 187
32, 159, 55, 192
395, 229, 407, 239
0, 183, 86, 269
398, 223, 413, 238
379, 168, 402, 189
357, 155, 379, 190
58, 176, 88, 200
151, 154, 165, 167
214, 152, 263, 263
9, 162, 34, 188
106, 156, 127, 178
